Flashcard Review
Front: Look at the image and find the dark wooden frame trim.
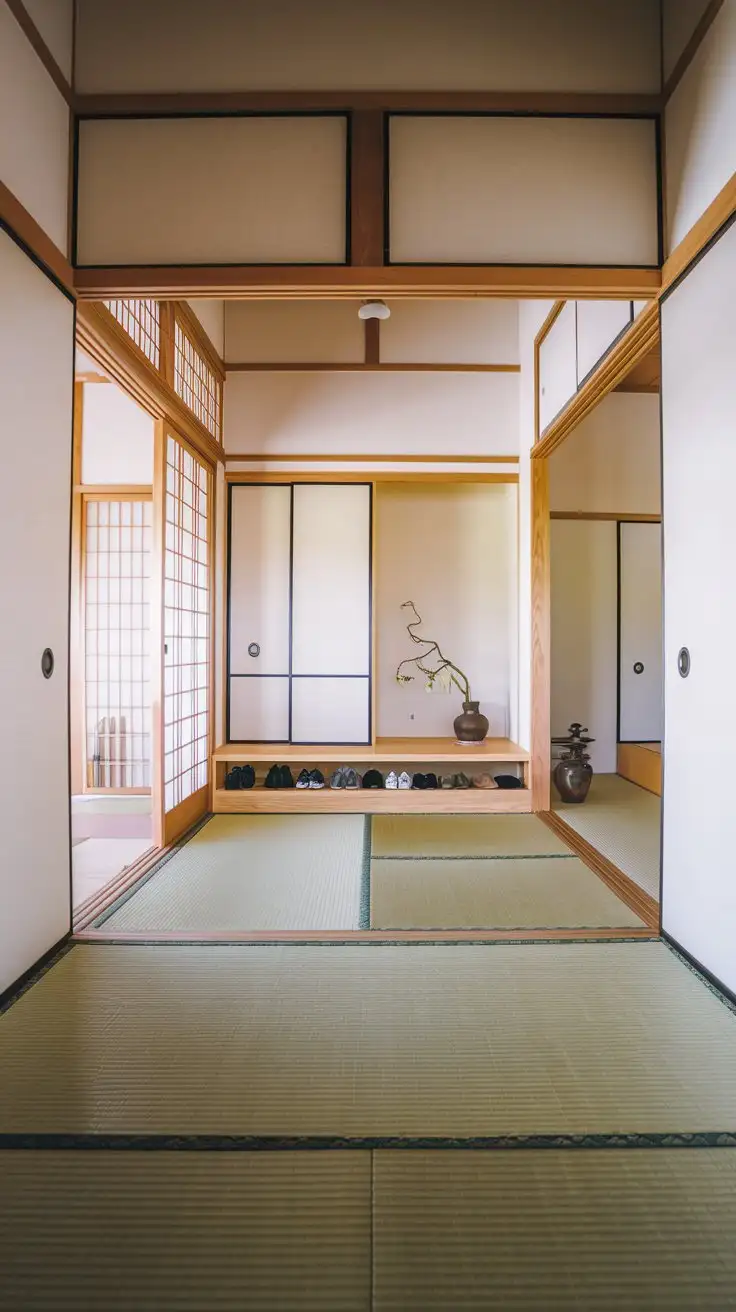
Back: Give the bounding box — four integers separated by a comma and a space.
551, 511, 661, 522
1, 186, 74, 297
5, 0, 74, 105
74, 91, 663, 117
224, 361, 521, 372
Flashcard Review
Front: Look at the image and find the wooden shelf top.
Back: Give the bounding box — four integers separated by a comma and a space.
213, 736, 529, 764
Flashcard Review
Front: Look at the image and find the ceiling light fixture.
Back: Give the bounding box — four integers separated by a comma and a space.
358, 300, 391, 320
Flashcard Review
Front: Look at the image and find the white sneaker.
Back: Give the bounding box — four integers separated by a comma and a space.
397, 771, 412, 789
385, 770, 398, 789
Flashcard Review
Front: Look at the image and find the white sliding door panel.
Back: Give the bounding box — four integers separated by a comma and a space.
661, 216, 736, 994
291, 485, 371, 676
0, 231, 73, 994
229, 676, 290, 742
539, 302, 577, 434
619, 523, 663, 742
291, 678, 370, 744
229, 485, 291, 675
576, 301, 633, 384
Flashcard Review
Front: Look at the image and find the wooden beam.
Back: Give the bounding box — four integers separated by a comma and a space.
224, 471, 518, 484
1, 181, 75, 296
225, 453, 519, 464
533, 301, 660, 459
550, 511, 661, 522
74, 265, 662, 300
74, 90, 663, 116
364, 318, 380, 364
224, 361, 520, 373
530, 458, 551, 812
663, 0, 725, 103
662, 170, 736, 291
5, 0, 74, 105
534, 300, 565, 443
351, 111, 385, 267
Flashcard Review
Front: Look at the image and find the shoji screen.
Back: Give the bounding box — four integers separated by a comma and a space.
661, 216, 736, 994
291, 484, 371, 744
618, 522, 662, 743
0, 229, 74, 994
163, 433, 213, 833
227, 482, 372, 743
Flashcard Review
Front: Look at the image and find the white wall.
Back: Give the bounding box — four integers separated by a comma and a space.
80, 382, 155, 485
390, 117, 659, 265
0, 0, 71, 253
74, 0, 660, 93
225, 301, 365, 364
661, 213, 736, 995
376, 483, 517, 739
381, 301, 519, 364
550, 393, 661, 514
551, 520, 618, 773
187, 300, 225, 359
224, 371, 519, 456
665, 0, 736, 253
0, 230, 74, 994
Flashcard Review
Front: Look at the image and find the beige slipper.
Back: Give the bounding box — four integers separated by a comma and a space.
471, 773, 498, 789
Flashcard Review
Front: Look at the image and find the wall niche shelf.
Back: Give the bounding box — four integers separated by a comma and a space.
211, 737, 531, 814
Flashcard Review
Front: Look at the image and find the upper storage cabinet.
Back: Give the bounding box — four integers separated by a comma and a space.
537, 299, 644, 438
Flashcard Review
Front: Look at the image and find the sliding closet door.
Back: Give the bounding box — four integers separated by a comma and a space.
228, 484, 291, 741
618, 522, 662, 743
291, 484, 372, 744
0, 231, 74, 993
661, 217, 736, 994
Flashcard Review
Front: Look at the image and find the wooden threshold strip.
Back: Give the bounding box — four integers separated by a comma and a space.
539, 810, 660, 931
72, 844, 160, 933
75, 927, 657, 943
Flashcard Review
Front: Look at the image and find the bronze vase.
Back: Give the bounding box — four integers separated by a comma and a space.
453, 701, 489, 743
553, 758, 593, 803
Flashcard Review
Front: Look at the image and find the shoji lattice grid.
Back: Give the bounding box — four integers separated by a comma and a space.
174, 319, 221, 440
164, 435, 211, 812
84, 500, 152, 788
102, 299, 160, 369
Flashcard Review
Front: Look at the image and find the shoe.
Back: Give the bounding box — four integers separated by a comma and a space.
385, 770, 399, 789
472, 773, 498, 789
240, 764, 255, 789
363, 769, 384, 789
440, 774, 455, 788
264, 764, 281, 789
224, 766, 242, 790
344, 768, 361, 789
424, 772, 438, 789
412, 773, 427, 789
308, 769, 325, 789
278, 765, 294, 788
296, 768, 311, 789
495, 774, 523, 789
397, 771, 412, 789
455, 772, 471, 789
330, 767, 347, 789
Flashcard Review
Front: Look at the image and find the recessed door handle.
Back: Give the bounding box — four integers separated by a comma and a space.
41, 648, 54, 679
633, 662, 644, 674
678, 647, 691, 678
248, 642, 260, 658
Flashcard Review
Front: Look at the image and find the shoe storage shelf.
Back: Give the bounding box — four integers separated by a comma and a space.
211, 738, 531, 814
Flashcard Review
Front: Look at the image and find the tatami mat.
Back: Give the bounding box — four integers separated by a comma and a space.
1, 943, 735, 1136
371, 814, 571, 858
370, 857, 644, 929
374, 1150, 736, 1310
554, 774, 661, 899
100, 815, 366, 932
0, 1152, 370, 1311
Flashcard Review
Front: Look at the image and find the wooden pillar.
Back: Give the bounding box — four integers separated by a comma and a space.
530, 457, 551, 811
350, 111, 385, 267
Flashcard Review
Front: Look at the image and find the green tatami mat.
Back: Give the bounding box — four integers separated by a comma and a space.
0, 1152, 370, 1312
370, 857, 645, 929
371, 814, 570, 858
374, 1150, 736, 1310
555, 774, 661, 899
2, 943, 736, 1136
101, 814, 366, 932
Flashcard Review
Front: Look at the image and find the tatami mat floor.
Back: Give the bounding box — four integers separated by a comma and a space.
2, 1148, 736, 1310
554, 774, 661, 899
372, 814, 571, 858
370, 856, 644, 929
1, 942, 735, 1137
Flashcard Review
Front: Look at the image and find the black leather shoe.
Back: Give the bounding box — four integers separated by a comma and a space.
264, 764, 281, 788
424, 772, 438, 789
363, 769, 384, 789
412, 773, 427, 789
241, 764, 256, 789
224, 766, 242, 790
279, 765, 294, 788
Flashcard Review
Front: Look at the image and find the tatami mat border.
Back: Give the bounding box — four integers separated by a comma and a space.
1, 1132, 735, 1151
74, 935, 657, 947
664, 939, 736, 1019
359, 817, 371, 930
369, 853, 578, 861
0, 938, 74, 1018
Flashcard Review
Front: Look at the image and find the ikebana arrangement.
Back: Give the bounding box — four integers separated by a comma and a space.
395, 600, 489, 743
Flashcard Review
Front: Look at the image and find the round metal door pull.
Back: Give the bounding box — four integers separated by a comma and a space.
633, 662, 644, 674
678, 647, 691, 678
248, 643, 260, 658
41, 648, 54, 679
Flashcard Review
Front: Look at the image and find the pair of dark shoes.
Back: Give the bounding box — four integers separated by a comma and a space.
224, 764, 255, 790
296, 768, 325, 790
412, 772, 438, 790
264, 764, 294, 789
495, 774, 524, 789
363, 769, 384, 789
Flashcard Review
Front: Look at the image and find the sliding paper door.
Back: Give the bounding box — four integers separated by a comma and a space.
661, 216, 736, 994
162, 431, 213, 842
618, 522, 662, 743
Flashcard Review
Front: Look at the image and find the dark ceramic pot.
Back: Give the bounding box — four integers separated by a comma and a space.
453, 701, 489, 743
554, 758, 593, 803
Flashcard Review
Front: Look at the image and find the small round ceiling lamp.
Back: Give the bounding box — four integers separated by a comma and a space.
358, 300, 391, 320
